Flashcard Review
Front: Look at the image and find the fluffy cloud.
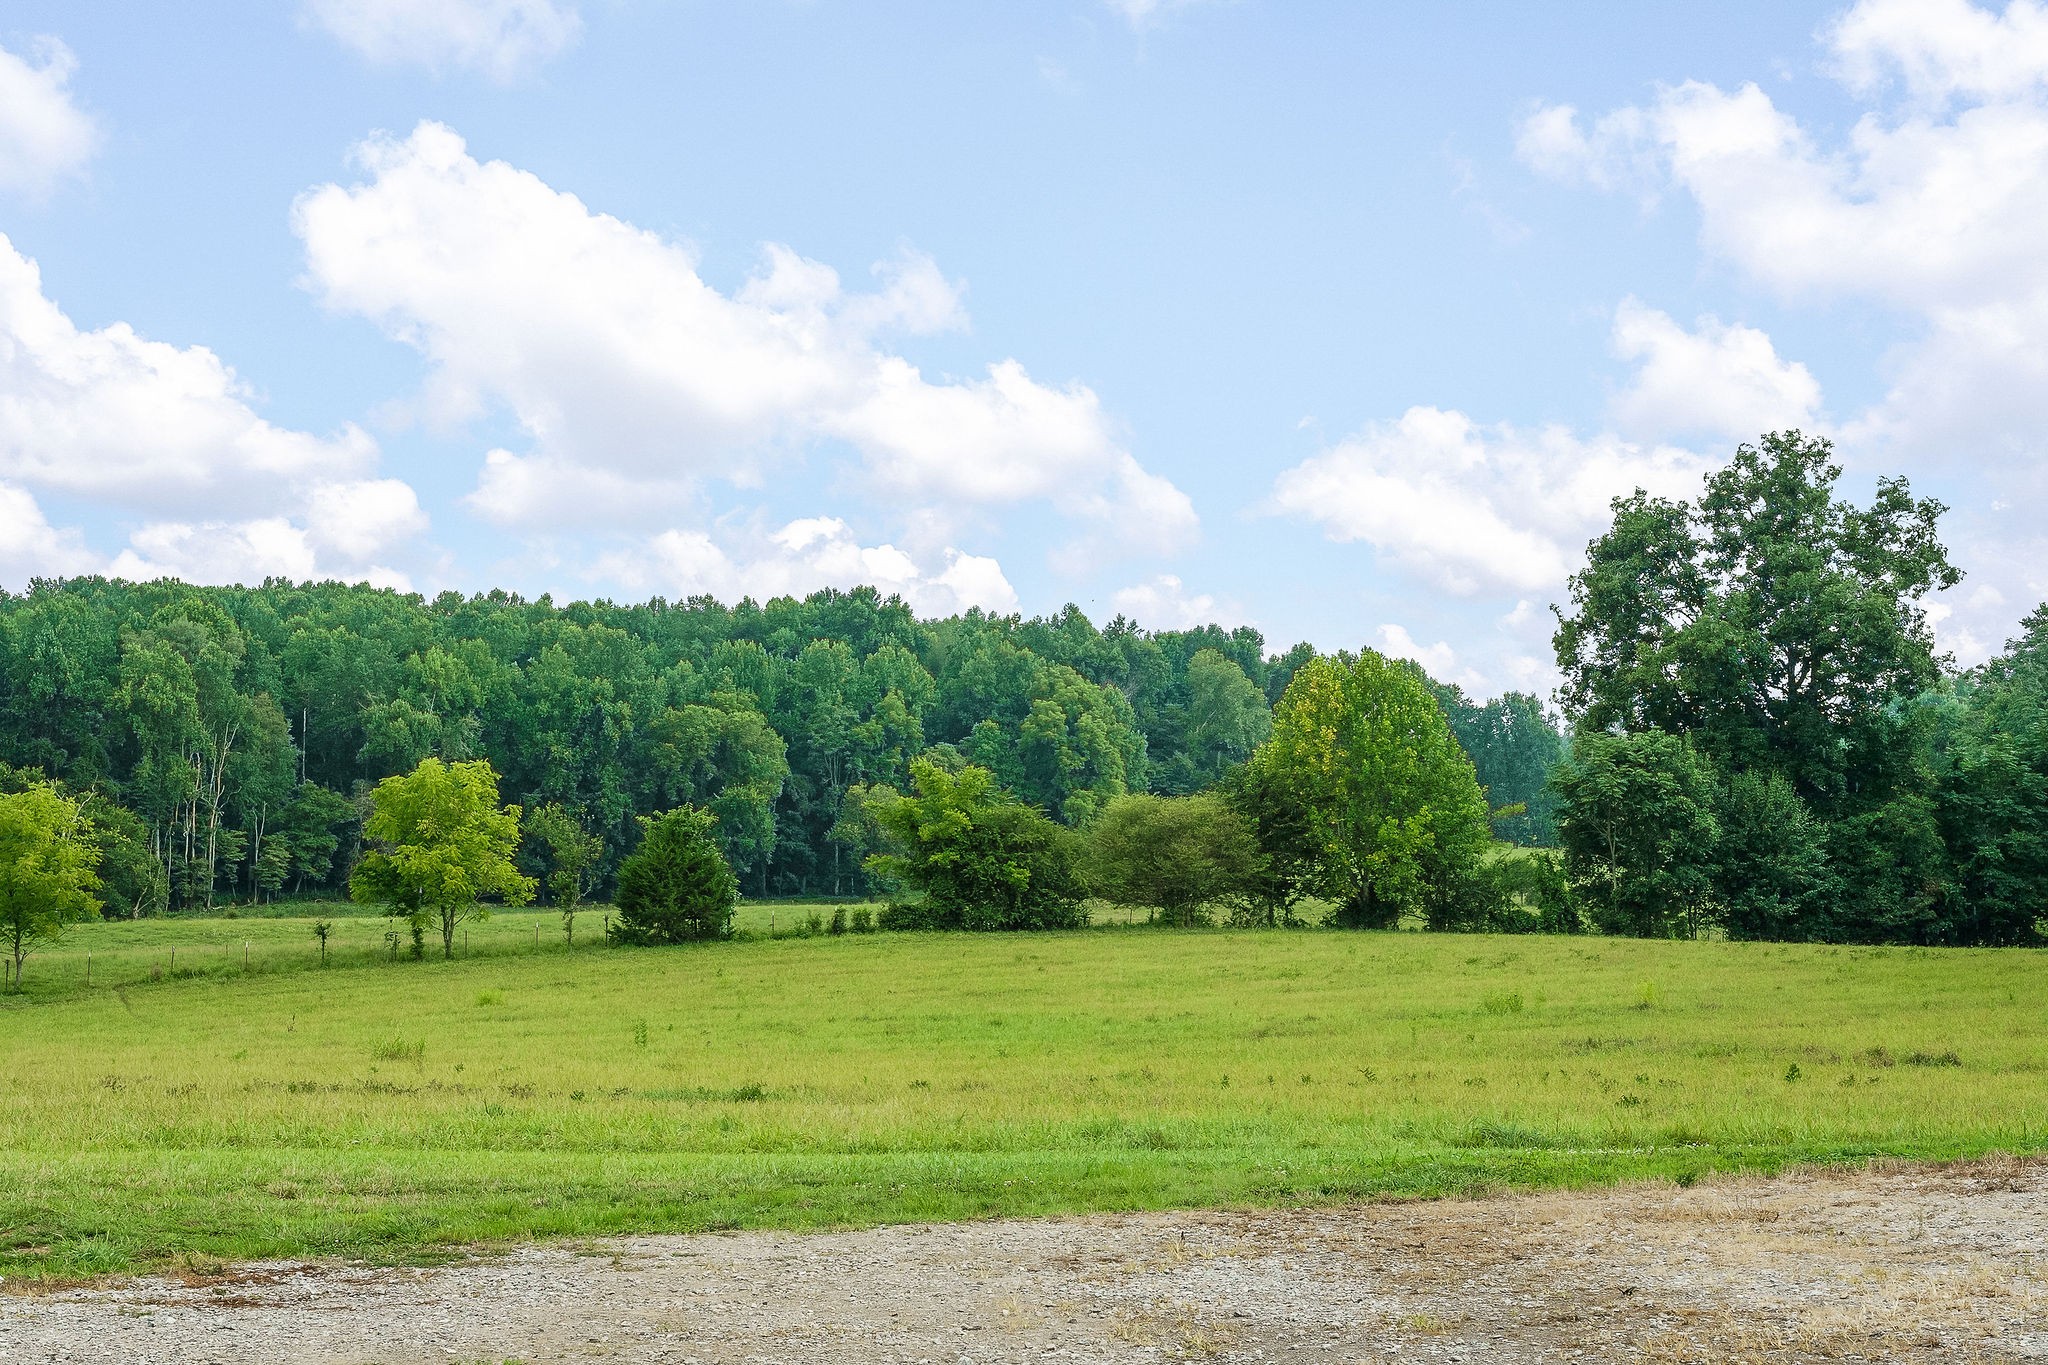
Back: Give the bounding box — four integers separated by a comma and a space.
107, 513, 416, 593
0, 482, 97, 588
1517, 0, 2048, 658
1268, 405, 1716, 596
1516, 1, 2048, 455
0, 38, 99, 196
0, 234, 376, 513
1827, 0, 2048, 102
1607, 298, 1823, 442
303, 0, 581, 80
1109, 574, 1226, 631
294, 123, 1195, 556
0, 233, 427, 587
1269, 301, 1794, 600
596, 517, 1018, 618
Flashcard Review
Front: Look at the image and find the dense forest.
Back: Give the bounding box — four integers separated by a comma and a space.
0, 576, 1561, 916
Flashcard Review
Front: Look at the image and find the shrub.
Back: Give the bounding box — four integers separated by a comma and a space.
828, 907, 847, 935
612, 806, 738, 944
1084, 793, 1259, 927
866, 760, 1086, 931
849, 907, 874, 933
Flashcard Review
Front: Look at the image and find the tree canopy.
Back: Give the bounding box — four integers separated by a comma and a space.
1084, 792, 1260, 926
1555, 431, 1957, 813
866, 759, 1086, 931
350, 758, 534, 958
1258, 651, 1492, 928
0, 782, 102, 988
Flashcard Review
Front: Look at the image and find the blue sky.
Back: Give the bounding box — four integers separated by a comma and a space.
3, 0, 2044, 697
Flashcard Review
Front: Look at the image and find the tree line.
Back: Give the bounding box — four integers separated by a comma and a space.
0, 570, 1563, 924
6, 430, 2041, 957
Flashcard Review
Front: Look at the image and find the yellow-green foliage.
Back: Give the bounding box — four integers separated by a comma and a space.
1, 915, 2043, 1279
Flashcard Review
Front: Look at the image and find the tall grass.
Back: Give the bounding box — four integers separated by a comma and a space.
2, 921, 2042, 1279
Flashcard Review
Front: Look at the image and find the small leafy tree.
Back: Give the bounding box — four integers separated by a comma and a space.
1552, 731, 1720, 938
0, 783, 102, 990
1217, 760, 1320, 926
613, 805, 738, 944
1258, 652, 1492, 928
866, 759, 1086, 931
1085, 793, 1259, 927
350, 758, 534, 959
523, 802, 604, 945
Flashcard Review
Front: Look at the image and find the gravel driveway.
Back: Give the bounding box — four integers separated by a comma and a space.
4, 1158, 2043, 1363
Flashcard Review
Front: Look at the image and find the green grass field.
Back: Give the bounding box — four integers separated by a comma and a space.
3, 909, 2044, 1281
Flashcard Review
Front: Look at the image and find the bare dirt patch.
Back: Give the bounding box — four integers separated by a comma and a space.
3, 1158, 2044, 1363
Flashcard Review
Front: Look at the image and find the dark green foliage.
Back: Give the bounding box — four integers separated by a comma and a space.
0, 579, 1566, 913
1429, 850, 1579, 934
1430, 685, 1566, 844
867, 760, 1086, 931
1552, 731, 1720, 938
1083, 793, 1260, 927
1710, 770, 1836, 941
1555, 431, 1956, 815
612, 806, 738, 944
1216, 761, 1320, 926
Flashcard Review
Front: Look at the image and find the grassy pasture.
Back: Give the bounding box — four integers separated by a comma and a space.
2, 917, 2044, 1280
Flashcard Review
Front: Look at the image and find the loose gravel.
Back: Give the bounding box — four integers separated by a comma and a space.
3, 1157, 2044, 1363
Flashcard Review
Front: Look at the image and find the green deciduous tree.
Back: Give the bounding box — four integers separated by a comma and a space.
1555, 431, 1957, 815
1551, 731, 1720, 938
1258, 652, 1492, 928
612, 805, 738, 944
523, 801, 604, 944
351, 758, 533, 959
1084, 792, 1260, 926
0, 782, 101, 989
866, 759, 1086, 931
1216, 760, 1320, 926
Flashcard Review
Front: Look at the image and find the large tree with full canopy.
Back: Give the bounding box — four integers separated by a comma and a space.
1554, 431, 1957, 814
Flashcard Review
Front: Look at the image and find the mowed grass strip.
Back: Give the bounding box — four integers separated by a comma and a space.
2, 926, 2043, 1278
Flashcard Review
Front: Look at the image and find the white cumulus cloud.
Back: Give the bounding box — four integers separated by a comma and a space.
1607, 298, 1823, 443
0, 233, 428, 588
1109, 574, 1225, 631
303, 0, 581, 80
596, 517, 1018, 618
1268, 405, 1716, 597
0, 38, 99, 197
1827, 0, 2048, 102
0, 233, 376, 513
294, 123, 1195, 559
0, 482, 98, 588
1517, 0, 2048, 661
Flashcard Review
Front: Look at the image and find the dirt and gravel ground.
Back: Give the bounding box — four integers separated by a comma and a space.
3, 1158, 2044, 1364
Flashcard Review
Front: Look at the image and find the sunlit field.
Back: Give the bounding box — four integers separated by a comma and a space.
3, 914, 2043, 1280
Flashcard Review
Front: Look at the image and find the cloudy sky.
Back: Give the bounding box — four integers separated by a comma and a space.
3, 1, 2045, 695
